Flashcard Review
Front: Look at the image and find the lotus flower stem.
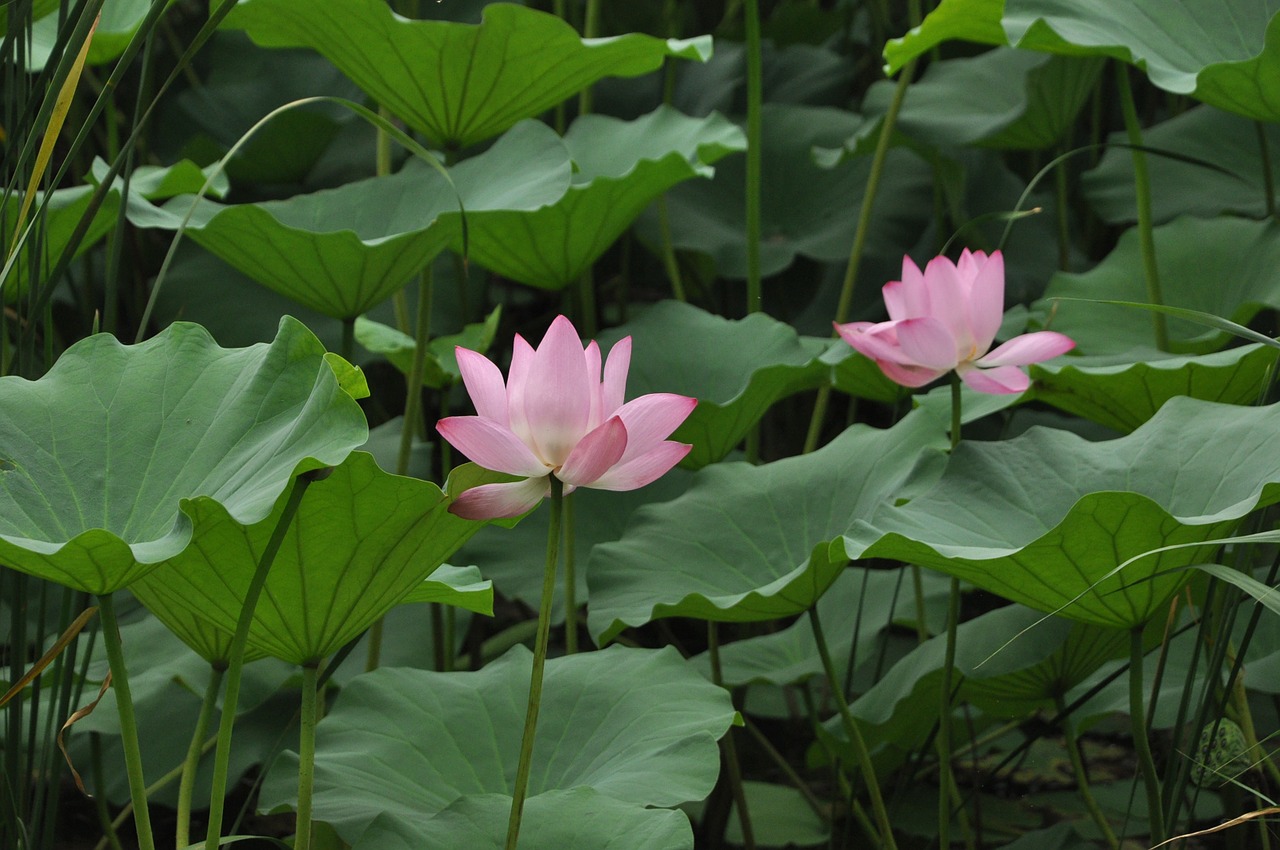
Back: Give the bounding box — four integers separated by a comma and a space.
205, 472, 317, 849
1056, 695, 1121, 850
295, 663, 320, 850
809, 607, 897, 850
95, 593, 156, 850
1114, 62, 1168, 352
1129, 626, 1167, 844
708, 622, 756, 850
744, 0, 763, 316
175, 665, 224, 848
1256, 122, 1276, 219
563, 494, 579, 655
937, 375, 967, 850
505, 476, 565, 850
90, 734, 126, 850
803, 47, 919, 454
656, 196, 686, 302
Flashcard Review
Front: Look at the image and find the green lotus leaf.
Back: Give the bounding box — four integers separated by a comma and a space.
1036, 216, 1280, 358
726, 782, 830, 849
0, 0, 58, 38
824, 605, 1127, 763
131, 452, 482, 665
842, 397, 1280, 627
127, 120, 571, 319
355, 306, 501, 389
459, 106, 745, 289
636, 104, 934, 279
0, 317, 367, 595
864, 49, 1102, 150
223, 0, 712, 148
598, 301, 834, 469
587, 411, 947, 645
1083, 105, 1280, 224
89, 157, 230, 202
1029, 343, 1280, 433
3, 184, 117, 303
400, 564, 493, 616
25, 0, 157, 68
883, 0, 1280, 123
352, 790, 693, 850
258, 645, 735, 843
693, 566, 952, 688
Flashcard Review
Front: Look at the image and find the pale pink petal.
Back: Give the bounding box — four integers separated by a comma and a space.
524, 315, 591, 467
585, 340, 603, 430
955, 248, 988, 286
436, 416, 548, 478
895, 317, 960, 370
455, 347, 508, 423
975, 331, 1075, 367
835, 321, 919, 366
875, 359, 947, 388
507, 335, 536, 444
449, 477, 549, 520
958, 364, 1029, 395
921, 255, 974, 354
966, 250, 1004, 355
589, 441, 691, 491
885, 256, 929, 321
601, 335, 631, 417
613, 393, 698, 461
558, 416, 628, 486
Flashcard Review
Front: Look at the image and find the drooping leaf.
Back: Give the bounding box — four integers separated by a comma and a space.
258, 645, 735, 844
131, 452, 482, 665
883, 0, 1280, 123
353, 791, 693, 850
588, 411, 947, 644
598, 301, 834, 469
1083, 105, 1280, 224
355, 306, 501, 389
399, 564, 493, 616
1036, 216, 1280, 358
223, 0, 712, 148
843, 397, 1280, 627
128, 120, 571, 320
865, 49, 1102, 150
459, 106, 746, 289
0, 318, 367, 595
636, 104, 934, 279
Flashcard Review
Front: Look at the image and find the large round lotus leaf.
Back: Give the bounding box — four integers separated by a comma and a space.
353, 790, 693, 850
1029, 344, 1280, 433
258, 645, 736, 844
131, 452, 483, 665
1083, 106, 1280, 225
864, 48, 1102, 150
458, 106, 746, 289
883, 0, 1280, 124
843, 397, 1280, 628
0, 317, 367, 595
587, 411, 947, 645
1036, 216, 1280, 358
223, 0, 712, 148
638, 103, 934, 279
596, 301, 833, 469
126, 120, 571, 320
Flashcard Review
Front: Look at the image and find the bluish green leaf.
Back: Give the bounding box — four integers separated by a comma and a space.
0, 318, 367, 594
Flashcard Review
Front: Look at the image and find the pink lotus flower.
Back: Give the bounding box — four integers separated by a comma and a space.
438, 315, 697, 520
835, 250, 1074, 394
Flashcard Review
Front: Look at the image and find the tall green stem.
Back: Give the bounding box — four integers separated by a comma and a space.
808, 608, 896, 850
743, 0, 763, 315
803, 50, 919, 454
563, 494, 578, 655
205, 473, 317, 849
1115, 63, 1168, 352
1056, 695, 1121, 850
935, 374, 966, 850
504, 477, 564, 850
295, 663, 320, 850
95, 594, 156, 850
1256, 121, 1276, 219
1129, 626, 1166, 844
175, 665, 224, 848
709, 622, 755, 850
